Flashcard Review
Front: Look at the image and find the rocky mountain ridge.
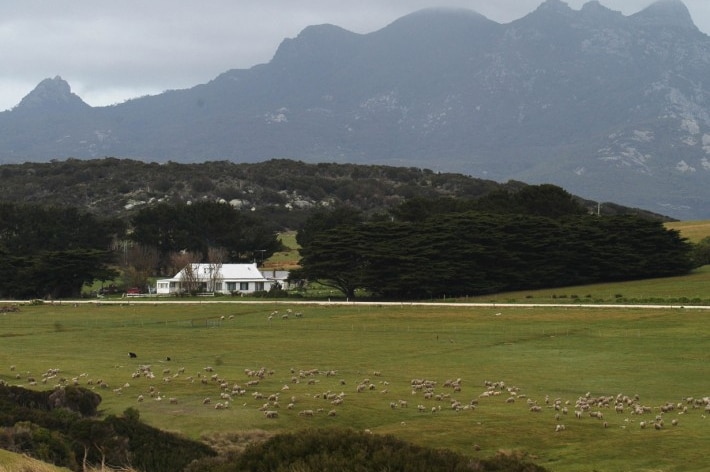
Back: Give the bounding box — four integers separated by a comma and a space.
0, 0, 708, 219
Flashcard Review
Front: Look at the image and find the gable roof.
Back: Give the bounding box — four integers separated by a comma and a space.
172, 263, 268, 281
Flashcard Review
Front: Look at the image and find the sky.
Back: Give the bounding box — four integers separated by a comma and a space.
2, 0, 709, 112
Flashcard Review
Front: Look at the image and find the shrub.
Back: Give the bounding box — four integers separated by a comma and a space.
185, 428, 548, 472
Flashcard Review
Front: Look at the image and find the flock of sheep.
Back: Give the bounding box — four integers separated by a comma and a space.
3, 308, 709, 440
5, 357, 709, 438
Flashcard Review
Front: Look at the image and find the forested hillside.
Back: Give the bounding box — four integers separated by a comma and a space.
0, 158, 670, 232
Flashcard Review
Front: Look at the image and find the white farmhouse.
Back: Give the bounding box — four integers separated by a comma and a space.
156, 263, 278, 295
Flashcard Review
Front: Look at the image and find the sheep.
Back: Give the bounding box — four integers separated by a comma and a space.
137, 395, 144, 402
264, 410, 279, 419
299, 409, 314, 417
169, 397, 178, 404
589, 411, 604, 420
128, 352, 137, 358
328, 409, 337, 416
555, 424, 566, 432
202, 397, 211, 405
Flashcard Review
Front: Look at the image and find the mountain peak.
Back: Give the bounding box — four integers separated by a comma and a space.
15, 76, 89, 112
534, 0, 574, 15
631, 0, 697, 31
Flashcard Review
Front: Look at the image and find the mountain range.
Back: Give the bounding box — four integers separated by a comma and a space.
1, 0, 709, 220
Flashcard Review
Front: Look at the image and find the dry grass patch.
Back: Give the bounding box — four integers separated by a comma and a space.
666, 220, 710, 242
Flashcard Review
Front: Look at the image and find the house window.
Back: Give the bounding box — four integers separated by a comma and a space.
240, 282, 249, 291
226, 282, 236, 292
215, 282, 222, 292
255, 282, 264, 291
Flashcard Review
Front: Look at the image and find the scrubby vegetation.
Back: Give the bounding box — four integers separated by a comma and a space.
184, 428, 548, 472
0, 158, 670, 228
0, 385, 215, 471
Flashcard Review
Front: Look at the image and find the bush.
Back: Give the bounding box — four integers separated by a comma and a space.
185, 428, 548, 472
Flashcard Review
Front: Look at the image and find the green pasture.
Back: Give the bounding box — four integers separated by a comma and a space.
263, 230, 300, 269
1, 301, 709, 472
466, 265, 710, 304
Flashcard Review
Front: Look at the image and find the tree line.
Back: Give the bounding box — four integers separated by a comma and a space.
0, 201, 280, 299
0, 184, 699, 300
292, 185, 696, 299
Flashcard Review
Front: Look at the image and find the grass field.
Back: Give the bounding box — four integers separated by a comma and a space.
665, 220, 710, 243
0, 448, 71, 472
1, 300, 709, 472
466, 265, 710, 304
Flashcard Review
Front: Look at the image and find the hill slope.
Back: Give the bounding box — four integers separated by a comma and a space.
0, 158, 669, 230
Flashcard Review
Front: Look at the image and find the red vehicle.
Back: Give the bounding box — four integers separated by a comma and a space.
126, 287, 142, 295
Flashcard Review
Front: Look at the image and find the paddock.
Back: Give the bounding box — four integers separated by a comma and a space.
1, 302, 708, 472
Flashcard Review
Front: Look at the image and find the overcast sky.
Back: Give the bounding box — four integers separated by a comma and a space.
2, 0, 709, 112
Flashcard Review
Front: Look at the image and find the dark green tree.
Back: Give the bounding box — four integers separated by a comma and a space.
691, 236, 710, 267
475, 184, 587, 219
130, 201, 281, 270
292, 225, 367, 299
296, 205, 694, 299
0, 203, 122, 298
